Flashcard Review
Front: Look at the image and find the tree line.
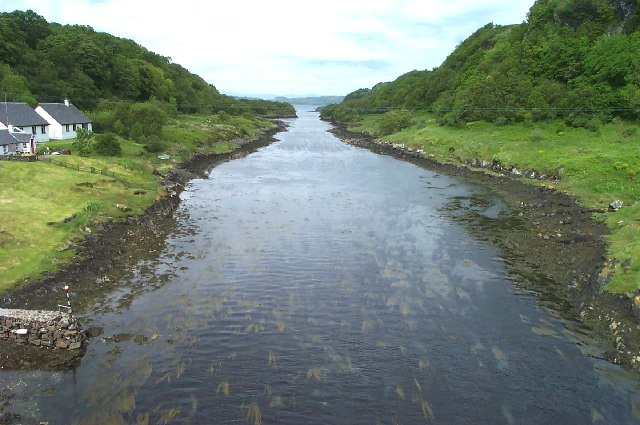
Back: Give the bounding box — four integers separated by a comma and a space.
322, 0, 640, 129
0, 9, 294, 117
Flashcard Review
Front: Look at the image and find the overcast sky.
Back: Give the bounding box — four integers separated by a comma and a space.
2, 0, 533, 97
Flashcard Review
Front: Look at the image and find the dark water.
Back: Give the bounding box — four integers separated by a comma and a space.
3, 108, 640, 424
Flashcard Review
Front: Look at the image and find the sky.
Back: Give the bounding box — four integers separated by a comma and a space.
1, 0, 534, 97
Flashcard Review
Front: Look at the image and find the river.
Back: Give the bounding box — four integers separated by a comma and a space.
3, 107, 640, 424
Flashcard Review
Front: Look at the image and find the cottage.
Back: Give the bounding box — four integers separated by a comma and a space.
0, 102, 50, 143
35, 99, 92, 140
0, 128, 36, 156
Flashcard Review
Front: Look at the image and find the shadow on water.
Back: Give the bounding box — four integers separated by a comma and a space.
2, 107, 640, 424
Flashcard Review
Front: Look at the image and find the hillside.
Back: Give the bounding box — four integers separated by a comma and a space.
0, 9, 294, 117
324, 0, 640, 127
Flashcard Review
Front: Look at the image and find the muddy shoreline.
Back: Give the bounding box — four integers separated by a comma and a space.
0, 121, 286, 316
329, 123, 640, 373
1, 117, 639, 376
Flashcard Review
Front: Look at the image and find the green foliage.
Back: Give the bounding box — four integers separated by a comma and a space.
94, 133, 122, 156
378, 110, 414, 136
320, 104, 361, 123
330, 1, 640, 127
143, 140, 166, 153
72, 128, 93, 156
129, 102, 167, 140
0, 9, 293, 118
83, 200, 99, 211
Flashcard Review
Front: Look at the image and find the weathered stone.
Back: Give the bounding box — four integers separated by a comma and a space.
30, 339, 42, 347
609, 200, 624, 211
56, 340, 70, 349
69, 341, 83, 350
64, 330, 78, 337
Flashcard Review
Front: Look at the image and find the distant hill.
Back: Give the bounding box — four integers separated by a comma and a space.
274, 96, 344, 106
324, 0, 640, 127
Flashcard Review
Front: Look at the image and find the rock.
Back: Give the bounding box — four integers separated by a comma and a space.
62, 213, 78, 223
56, 340, 69, 349
69, 341, 83, 350
85, 326, 104, 338
116, 203, 131, 212
609, 200, 623, 211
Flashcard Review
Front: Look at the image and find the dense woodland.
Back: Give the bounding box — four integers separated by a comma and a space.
323, 0, 640, 129
0, 10, 293, 117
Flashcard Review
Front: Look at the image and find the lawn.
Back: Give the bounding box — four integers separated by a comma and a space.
0, 114, 277, 290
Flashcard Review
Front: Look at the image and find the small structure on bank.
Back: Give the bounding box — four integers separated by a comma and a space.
0, 285, 86, 353
0, 308, 85, 351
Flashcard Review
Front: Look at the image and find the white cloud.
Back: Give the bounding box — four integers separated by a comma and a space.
1, 0, 533, 96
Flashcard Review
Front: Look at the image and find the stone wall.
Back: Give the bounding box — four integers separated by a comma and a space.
0, 308, 85, 351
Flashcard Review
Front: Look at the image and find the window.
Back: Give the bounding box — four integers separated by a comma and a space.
72, 124, 77, 131
65, 124, 70, 132
41, 126, 46, 134
22, 143, 28, 149
32, 126, 37, 134
82, 123, 88, 130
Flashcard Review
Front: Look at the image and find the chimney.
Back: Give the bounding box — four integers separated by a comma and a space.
64, 98, 70, 107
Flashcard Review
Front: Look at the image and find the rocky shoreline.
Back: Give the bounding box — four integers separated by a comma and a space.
0, 121, 286, 370
329, 123, 640, 374
1, 117, 639, 376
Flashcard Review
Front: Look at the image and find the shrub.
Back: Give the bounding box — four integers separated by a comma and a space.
143, 140, 166, 153
72, 128, 93, 157
83, 200, 99, 211
378, 110, 413, 136
94, 133, 122, 156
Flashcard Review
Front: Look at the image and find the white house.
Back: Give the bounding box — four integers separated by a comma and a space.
35, 99, 92, 140
0, 102, 50, 143
0, 127, 36, 156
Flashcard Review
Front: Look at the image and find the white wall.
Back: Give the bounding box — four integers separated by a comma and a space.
34, 106, 91, 140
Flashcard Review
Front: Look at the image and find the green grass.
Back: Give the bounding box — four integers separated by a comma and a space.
0, 114, 277, 290
0, 160, 156, 289
351, 113, 640, 293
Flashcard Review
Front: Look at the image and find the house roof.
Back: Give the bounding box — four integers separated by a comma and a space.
0, 102, 49, 127
0, 129, 33, 146
37, 103, 92, 125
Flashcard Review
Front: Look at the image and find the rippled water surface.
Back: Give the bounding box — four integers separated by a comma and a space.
4, 107, 640, 424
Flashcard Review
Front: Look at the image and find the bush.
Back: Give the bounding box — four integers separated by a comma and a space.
94, 133, 122, 156
143, 140, 166, 153
72, 128, 93, 157
83, 200, 99, 211
378, 110, 414, 136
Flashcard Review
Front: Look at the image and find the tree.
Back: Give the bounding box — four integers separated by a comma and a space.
72, 128, 93, 156
128, 102, 167, 141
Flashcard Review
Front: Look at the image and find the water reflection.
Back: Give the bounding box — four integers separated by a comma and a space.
2, 107, 640, 424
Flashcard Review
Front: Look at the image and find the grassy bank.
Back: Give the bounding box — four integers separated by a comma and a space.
349, 112, 640, 294
0, 113, 276, 290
